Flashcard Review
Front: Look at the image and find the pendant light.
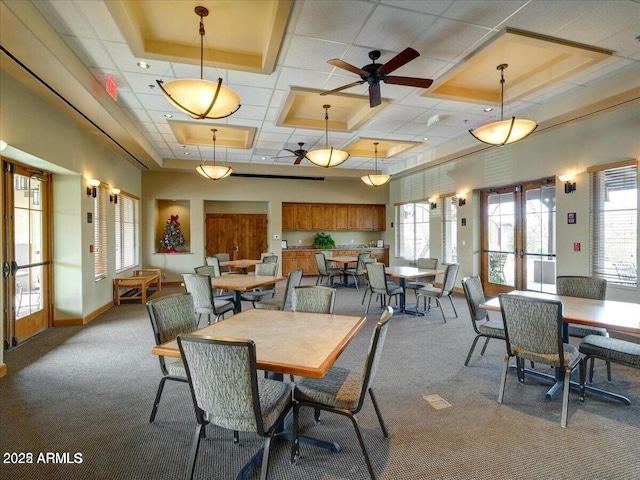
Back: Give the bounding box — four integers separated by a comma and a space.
361, 142, 391, 187
306, 105, 350, 168
196, 129, 232, 180
156, 6, 241, 120
469, 64, 537, 146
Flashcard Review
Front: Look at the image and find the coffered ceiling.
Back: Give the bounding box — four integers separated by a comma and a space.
1, 0, 639, 178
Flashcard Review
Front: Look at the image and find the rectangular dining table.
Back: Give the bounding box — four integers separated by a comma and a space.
383, 266, 445, 315
480, 290, 640, 404
219, 258, 262, 274
210, 274, 284, 312
152, 308, 367, 480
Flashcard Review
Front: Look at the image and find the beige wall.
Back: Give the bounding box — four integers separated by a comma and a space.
390, 100, 640, 303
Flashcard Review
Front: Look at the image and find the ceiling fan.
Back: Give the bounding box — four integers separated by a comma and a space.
321, 47, 433, 108
272, 142, 309, 165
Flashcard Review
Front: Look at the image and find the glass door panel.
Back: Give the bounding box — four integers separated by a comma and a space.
523, 185, 556, 293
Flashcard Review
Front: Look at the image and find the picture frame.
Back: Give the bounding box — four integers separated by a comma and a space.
281, 240, 288, 250
567, 212, 576, 224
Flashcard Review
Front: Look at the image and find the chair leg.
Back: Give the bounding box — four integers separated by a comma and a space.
606, 361, 612, 382
365, 292, 373, 314
464, 335, 482, 366
579, 358, 587, 403
498, 355, 510, 403
368, 388, 388, 437
588, 357, 595, 383
150, 376, 169, 423
233, 430, 240, 445
291, 403, 300, 464
349, 414, 377, 480
259, 434, 274, 480
436, 298, 446, 323
479, 336, 491, 356
314, 407, 321, 424
561, 366, 572, 428
448, 295, 458, 317
186, 423, 205, 480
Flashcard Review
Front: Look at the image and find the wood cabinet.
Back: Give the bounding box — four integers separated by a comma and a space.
283, 248, 389, 276
283, 203, 385, 232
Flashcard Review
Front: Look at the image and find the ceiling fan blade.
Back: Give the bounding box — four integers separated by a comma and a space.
320, 80, 365, 96
369, 83, 381, 108
328, 58, 368, 77
283, 149, 298, 154
384, 76, 433, 88
271, 155, 295, 159
293, 157, 302, 165
379, 47, 420, 74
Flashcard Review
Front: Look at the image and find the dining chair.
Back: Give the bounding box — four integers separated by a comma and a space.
146, 293, 197, 423
415, 263, 460, 322
214, 252, 233, 274
240, 262, 279, 307
197, 260, 234, 298
461, 276, 505, 366
579, 335, 640, 402
314, 252, 343, 286
556, 275, 611, 381
363, 262, 403, 314
261, 253, 278, 264
291, 306, 393, 480
255, 269, 303, 311
345, 252, 371, 290
291, 286, 336, 314
360, 257, 378, 305
182, 273, 235, 325
498, 294, 584, 428
405, 257, 438, 303
178, 334, 294, 480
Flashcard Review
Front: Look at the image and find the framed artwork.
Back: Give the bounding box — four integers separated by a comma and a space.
567, 212, 576, 224
281, 240, 288, 250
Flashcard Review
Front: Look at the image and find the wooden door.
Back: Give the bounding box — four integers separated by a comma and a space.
282, 203, 295, 231
323, 204, 336, 231
335, 205, 348, 230
206, 214, 267, 261
347, 205, 359, 230
359, 205, 374, 230
294, 204, 310, 231
309, 204, 324, 231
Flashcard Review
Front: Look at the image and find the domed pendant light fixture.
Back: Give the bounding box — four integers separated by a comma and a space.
361, 142, 391, 187
156, 6, 241, 120
469, 64, 537, 146
306, 105, 350, 168
196, 129, 232, 180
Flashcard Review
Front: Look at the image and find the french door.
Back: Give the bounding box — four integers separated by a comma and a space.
2, 160, 52, 348
481, 178, 556, 297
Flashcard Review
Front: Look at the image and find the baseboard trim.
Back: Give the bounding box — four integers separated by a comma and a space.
53, 301, 114, 327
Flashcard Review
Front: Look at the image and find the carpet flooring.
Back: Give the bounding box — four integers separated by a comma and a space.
1, 278, 639, 479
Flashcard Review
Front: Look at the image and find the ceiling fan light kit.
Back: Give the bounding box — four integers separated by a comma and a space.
361, 142, 391, 187
157, 6, 241, 120
307, 105, 350, 168
469, 64, 537, 146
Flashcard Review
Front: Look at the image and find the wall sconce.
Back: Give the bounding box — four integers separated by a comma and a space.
457, 192, 467, 207
428, 197, 438, 209
86, 179, 100, 197
559, 174, 576, 194
110, 188, 120, 204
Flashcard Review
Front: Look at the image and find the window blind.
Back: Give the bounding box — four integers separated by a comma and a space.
591, 164, 637, 287
396, 202, 430, 261
115, 193, 139, 272
94, 186, 107, 281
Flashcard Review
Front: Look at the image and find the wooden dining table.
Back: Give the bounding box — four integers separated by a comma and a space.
152, 308, 367, 479
219, 258, 262, 274
480, 290, 640, 404
210, 274, 284, 312
383, 266, 445, 315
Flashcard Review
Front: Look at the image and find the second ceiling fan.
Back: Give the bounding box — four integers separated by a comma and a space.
322, 47, 433, 108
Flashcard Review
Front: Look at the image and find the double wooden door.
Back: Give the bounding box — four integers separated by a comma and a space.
205, 214, 267, 260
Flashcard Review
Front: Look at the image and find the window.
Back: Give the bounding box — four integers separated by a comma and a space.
94, 186, 107, 281
442, 196, 457, 263
115, 193, 139, 272
396, 202, 430, 261
591, 163, 637, 287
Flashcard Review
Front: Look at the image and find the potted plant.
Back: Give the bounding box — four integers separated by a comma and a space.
312, 232, 336, 250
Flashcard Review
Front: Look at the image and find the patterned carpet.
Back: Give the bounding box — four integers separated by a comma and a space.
2, 279, 639, 479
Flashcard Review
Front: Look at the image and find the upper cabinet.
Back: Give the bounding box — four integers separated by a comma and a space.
283, 203, 385, 232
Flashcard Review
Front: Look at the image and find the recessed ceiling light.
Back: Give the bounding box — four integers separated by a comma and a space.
184, 152, 190, 155
484, 107, 493, 112
164, 114, 173, 118
137, 61, 149, 69
261, 157, 266, 160
423, 137, 429, 141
